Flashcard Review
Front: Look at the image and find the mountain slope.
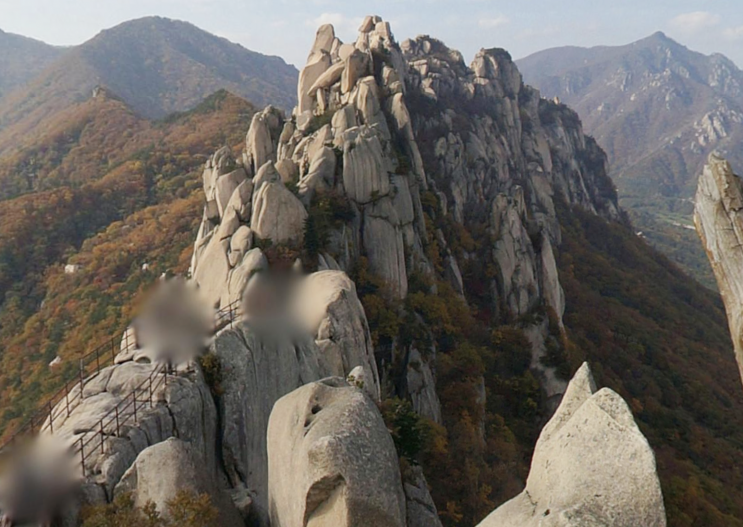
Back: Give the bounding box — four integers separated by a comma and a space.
0, 90, 257, 428
517, 32, 743, 288
559, 204, 743, 526
0, 29, 63, 99
0, 17, 297, 157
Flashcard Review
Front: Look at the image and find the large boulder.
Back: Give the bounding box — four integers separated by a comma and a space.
114, 438, 209, 512
114, 439, 245, 527
308, 62, 345, 94
341, 49, 369, 95
310, 24, 335, 56
477, 363, 666, 527
342, 126, 391, 204
192, 236, 231, 308
298, 146, 336, 198
215, 168, 248, 218
267, 378, 406, 527
298, 53, 331, 114
245, 108, 283, 174
250, 182, 308, 245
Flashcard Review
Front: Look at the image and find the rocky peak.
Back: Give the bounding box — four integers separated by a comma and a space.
186, 14, 621, 412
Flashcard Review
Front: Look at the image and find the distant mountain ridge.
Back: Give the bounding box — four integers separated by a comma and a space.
0, 29, 63, 99
517, 32, 743, 287
0, 17, 298, 157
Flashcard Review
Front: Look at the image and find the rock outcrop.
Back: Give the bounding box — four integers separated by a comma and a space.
207, 268, 384, 519
210, 321, 324, 522
267, 378, 406, 527
477, 363, 666, 527
250, 181, 307, 244
695, 153, 743, 382
113, 437, 243, 525
292, 270, 381, 399
37, 359, 230, 517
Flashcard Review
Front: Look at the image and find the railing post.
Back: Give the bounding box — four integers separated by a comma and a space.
133, 392, 137, 424
48, 401, 53, 434
115, 406, 120, 436
149, 375, 153, 408
111, 337, 116, 362
79, 437, 85, 478
99, 420, 105, 454
65, 382, 70, 417
79, 359, 85, 400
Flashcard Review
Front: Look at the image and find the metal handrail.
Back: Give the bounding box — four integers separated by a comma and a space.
76, 362, 169, 476
0, 299, 241, 454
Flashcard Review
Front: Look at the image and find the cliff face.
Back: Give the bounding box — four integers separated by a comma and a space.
193, 17, 621, 414
10, 16, 666, 527
695, 153, 743, 382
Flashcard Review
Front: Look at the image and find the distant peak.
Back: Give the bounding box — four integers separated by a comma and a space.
640, 31, 673, 45
639, 30, 684, 49
101, 16, 198, 34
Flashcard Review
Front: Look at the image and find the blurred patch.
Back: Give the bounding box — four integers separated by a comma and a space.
0, 436, 80, 525
134, 278, 213, 367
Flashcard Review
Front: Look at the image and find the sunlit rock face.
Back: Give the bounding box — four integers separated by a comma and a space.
267, 378, 406, 527
695, 153, 743, 383
477, 363, 667, 527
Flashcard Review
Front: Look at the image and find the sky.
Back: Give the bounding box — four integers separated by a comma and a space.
2, 0, 743, 68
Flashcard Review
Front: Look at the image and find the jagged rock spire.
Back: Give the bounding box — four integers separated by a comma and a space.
695, 153, 743, 383
477, 363, 667, 527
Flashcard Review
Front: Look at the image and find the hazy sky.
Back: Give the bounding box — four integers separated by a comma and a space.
2, 0, 743, 68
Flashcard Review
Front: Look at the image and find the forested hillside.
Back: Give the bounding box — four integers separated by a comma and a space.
0, 29, 62, 99
0, 91, 255, 429
0, 17, 297, 158
558, 204, 743, 526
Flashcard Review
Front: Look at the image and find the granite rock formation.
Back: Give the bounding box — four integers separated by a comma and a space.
477, 364, 666, 527
695, 153, 743, 382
